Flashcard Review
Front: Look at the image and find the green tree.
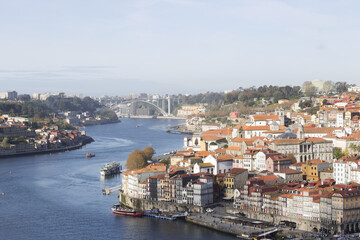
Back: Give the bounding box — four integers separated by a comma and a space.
333, 147, 345, 159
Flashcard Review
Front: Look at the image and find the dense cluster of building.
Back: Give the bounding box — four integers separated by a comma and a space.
0, 115, 89, 156
122, 91, 360, 234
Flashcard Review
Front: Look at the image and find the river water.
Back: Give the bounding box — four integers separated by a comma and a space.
0, 119, 235, 240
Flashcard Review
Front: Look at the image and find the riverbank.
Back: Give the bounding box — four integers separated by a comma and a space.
80, 118, 121, 126
0, 135, 94, 158
167, 124, 199, 135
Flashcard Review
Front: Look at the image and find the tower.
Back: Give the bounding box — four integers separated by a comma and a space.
297, 124, 304, 140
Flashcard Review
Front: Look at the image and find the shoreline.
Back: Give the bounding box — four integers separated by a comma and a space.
0, 136, 94, 158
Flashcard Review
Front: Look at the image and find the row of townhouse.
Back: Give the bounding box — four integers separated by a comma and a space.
234, 178, 360, 233
122, 164, 214, 206
333, 156, 360, 184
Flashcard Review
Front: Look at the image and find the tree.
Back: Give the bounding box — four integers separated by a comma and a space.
333, 147, 345, 159
335, 82, 348, 93
299, 100, 312, 109
302, 81, 317, 97
143, 146, 155, 160
126, 150, 148, 171
322, 81, 334, 94
126, 146, 155, 171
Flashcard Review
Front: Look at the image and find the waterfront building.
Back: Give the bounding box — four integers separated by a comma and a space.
182, 175, 214, 206
122, 164, 167, 199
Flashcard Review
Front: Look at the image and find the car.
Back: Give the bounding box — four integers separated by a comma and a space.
206, 208, 214, 213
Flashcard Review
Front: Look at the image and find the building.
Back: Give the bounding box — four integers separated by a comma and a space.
274, 168, 303, 183
302, 159, 331, 181
122, 164, 167, 198
224, 168, 248, 198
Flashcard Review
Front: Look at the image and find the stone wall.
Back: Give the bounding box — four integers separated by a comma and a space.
237, 209, 322, 232
119, 192, 203, 213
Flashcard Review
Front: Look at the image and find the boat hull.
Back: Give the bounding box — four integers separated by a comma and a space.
111, 208, 143, 217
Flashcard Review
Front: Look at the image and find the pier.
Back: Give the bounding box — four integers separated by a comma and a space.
103, 185, 122, 195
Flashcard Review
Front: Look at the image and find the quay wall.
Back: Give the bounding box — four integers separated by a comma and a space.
237, 209, 322, 232
119, 192, 203, 213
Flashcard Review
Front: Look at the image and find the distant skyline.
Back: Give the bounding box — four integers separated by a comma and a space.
1, 0, 359, 96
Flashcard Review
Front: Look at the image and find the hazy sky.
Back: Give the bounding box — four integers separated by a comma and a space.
0, 0, 359, 96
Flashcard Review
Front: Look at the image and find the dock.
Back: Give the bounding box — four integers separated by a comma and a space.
102, 185, 122, 195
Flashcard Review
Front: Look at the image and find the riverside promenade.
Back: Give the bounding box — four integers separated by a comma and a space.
186, 212, 277, 239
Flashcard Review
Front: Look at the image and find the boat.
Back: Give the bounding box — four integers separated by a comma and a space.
86, 153, 95, 158
111, 204, 143, 217
100, 162, 121, 176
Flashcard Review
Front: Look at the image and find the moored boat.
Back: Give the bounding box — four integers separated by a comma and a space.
100, 162, 121, 176
111, 204, 143, 217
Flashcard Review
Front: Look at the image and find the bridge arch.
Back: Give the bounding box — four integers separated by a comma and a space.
125, 100, 168, 116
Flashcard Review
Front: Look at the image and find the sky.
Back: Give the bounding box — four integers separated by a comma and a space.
0, 0, 359, 96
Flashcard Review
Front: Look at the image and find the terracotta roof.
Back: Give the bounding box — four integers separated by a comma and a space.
217, 154, 233, 162
291, 162, 304, 167
195, 151, 215, 157
308, 159, 327, 164
306, 137, 329, 142
226, 146, 242, 151
201, 135, 225, 141
226, 168, 247, 176
255, 174, 280, 182
242, 125, 270, 131
271, 139, 302, 144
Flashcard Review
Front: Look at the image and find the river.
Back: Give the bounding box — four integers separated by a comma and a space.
0, 118, 235, 240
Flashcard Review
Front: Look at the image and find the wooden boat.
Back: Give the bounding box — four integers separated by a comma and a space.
86, 153, 95, 158
111, 204, 143, 217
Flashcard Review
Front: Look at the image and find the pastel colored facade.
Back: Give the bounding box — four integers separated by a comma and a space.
302, 159, 330, 181
234, 178, 360, 233
266, 154, 293, 172
122, 164, 167, 199
183, 176, 213, 206
224, 168, 248, 198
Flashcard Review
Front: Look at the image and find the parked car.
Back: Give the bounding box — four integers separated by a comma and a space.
206, 208, 214, 213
